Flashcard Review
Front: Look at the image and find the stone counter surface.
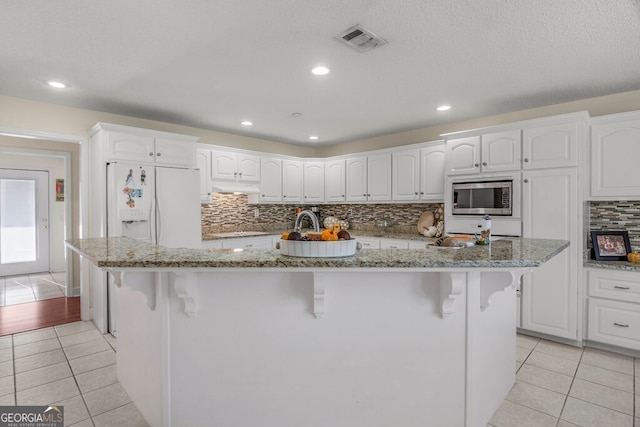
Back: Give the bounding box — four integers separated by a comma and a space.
66, 236, 569, 270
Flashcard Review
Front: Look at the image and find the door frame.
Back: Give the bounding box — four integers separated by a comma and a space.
0, 126, 83, 300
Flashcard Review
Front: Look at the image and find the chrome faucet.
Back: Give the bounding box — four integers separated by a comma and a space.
294, 210, 320, 233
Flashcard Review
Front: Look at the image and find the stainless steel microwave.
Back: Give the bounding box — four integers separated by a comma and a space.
452, 179, 513, 216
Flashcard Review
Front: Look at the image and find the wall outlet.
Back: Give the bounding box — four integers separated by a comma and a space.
253, 208, 259, 218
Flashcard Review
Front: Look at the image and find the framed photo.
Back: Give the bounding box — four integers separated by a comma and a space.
591, 230, 631, 261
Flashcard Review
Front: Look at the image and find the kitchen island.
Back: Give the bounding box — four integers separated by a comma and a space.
67, 237, 568, 427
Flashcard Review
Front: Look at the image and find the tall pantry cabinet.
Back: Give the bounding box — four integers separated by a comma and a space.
520, 116, 586, 341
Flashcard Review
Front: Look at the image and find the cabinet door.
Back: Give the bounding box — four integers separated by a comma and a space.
303, 161, 325, 203
325, 159, 346, 202
446, 136, 481, 175
211, 151, 238, 180
420, 144, 445, 201
481, 130, 521, 173
196, 148, 211, 202
367, 153, 392, 201
346, 157, 368, 202
392, 149, 420, 201
591, 118, 640, 197
106, 131, 155, 162
282, 160, 303, 202
237, 153, 260, 181
521, 168, 578, 340
154, 138, 195, 167
523, 122, 578, 170
260, 158, 282, 202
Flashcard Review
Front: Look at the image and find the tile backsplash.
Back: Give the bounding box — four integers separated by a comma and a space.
589, 201, 640, 250
201, 193, 444, 235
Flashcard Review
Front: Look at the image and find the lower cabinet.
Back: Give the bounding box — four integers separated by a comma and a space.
586, 268, 640, 351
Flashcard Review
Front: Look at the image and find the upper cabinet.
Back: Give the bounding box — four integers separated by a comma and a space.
196, 148, 212, 202
522, 122, 578, 170
95, 124, 197, 167
392, 142, 445, 201
282, 159, 303, 202
260, 158, 282, 202
446, 131, 521, 176
346, 154, 391, 202
325, 159, 346, 202
590, 111, 640, 198
303, 161, 325, 203
211, 150, 260, 182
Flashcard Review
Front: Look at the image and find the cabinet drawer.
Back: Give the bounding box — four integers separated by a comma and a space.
587, 269, 640, 303
588, 298, 640, 351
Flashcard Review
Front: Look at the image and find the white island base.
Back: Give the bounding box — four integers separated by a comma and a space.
112, 268, 522, 427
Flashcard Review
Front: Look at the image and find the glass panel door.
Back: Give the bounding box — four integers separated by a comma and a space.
0, 169, 49, 275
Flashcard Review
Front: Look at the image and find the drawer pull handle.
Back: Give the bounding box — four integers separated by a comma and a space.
613, 286, 630, 290
613, 322, 630, 328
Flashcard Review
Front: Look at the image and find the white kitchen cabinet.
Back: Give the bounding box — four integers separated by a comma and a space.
380, 238, 410, 249
520, 168, 579, 340
221, 236, 273, 249
346, 154, 391, 202
420, 143, 446, 201
392, 148, 420, 201
211, 150, 260, 182
346, 156, 368, 202
522, 122, 578, 170
325, 159, 346, 202
590, 112, 640, 198
303, 161, 325, 203
99, 125, 196, 167
196, 148, 212, 202
586, 268, 640, 351
260, 158, 282, 202
446, 131, 520, 176
282, 159, 303, 202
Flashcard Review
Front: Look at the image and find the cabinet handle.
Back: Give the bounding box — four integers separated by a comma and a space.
156, 152, 161, 157
524, 179, 529, 183
262, 194, 265, 197
613, 285, 630, 290
420, 192, 424, 195
482, 162, 487, 166
342, 194, 345, 197
367, 194, 371, 197
149, 152, 154, 156
234, 172, 237, 177
283, 195, 287, 198
304, 196, 307, 199
363, 193, 367, 197
613, 322, 630, 328
414, 192, 419, 195
238, 172, 242, 177
524, 158, 529, 162
474, 163, 479, 167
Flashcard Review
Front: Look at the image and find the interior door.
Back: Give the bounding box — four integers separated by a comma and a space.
0, 169, 50, 275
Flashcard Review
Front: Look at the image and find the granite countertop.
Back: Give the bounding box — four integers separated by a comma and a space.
66, 237, 569, 270
584, 259, 640, 272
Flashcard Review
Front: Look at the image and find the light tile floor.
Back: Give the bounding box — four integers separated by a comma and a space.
0, 320, 147, 426
0, 272, 67, 307
490, 334, 639, 427
2, 321, 638, 427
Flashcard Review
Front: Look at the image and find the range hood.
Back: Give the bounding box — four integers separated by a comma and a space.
211, 182, 261, 194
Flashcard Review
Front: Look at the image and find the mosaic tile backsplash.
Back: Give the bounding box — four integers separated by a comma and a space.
589, 201, 640, 250
201, 193, 444, 235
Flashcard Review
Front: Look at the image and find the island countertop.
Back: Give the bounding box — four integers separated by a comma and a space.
66, 236, 569, 270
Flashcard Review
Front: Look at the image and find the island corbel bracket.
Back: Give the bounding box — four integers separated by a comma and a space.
479, 270, 524, 312
114, 271, 157, 311
440, 272, 465, 319
311, 272, 328, 319
173, 272, 198, 318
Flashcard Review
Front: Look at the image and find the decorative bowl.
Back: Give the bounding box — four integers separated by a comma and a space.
277, 239, 358, 257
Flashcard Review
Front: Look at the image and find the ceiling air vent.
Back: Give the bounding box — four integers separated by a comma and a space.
336, 25, 387, 52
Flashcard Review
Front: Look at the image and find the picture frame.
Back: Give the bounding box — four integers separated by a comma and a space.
591, 230, 631, 261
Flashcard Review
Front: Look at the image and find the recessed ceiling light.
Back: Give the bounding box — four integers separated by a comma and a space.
436, 105, 451, 111
241, 121, 253, 126
309, 136, 319, 140
311, 66, 330, 76
47, 81, 67, 89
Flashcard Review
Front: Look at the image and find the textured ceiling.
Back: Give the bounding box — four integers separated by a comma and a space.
1, 0, 639, 146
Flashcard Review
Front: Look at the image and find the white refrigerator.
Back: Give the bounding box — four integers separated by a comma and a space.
106, 162, 202, 334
